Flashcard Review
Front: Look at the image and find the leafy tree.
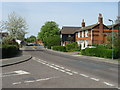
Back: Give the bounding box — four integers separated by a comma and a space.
26, 35, 36, 43
115, 16, 120, 24
38, 21, 60, 48
107, 32, 120, 49
5, 12, 28, 40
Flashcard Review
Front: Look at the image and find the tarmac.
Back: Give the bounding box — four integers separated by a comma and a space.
43, 47, 119, 65
0, 46, 119, 67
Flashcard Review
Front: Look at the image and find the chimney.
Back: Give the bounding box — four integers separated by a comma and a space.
98, 13, 103, 24
81, 19, 85, 27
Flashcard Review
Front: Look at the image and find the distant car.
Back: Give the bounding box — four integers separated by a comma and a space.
27, 43, 34, 46
85, 46, 96, 49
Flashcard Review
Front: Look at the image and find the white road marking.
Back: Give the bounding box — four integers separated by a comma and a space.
24, 80, 35, 83
65, 69, 71, 71
59, 69, 66, 72
65, 72, 73, 75
90, 78, 99, 81
14, 70, 30, 75
103, 82, 114, 87
13, 82, 21, 85
2, 70, 30, 77
80, 74, 89, 77
72, 71, 78, 74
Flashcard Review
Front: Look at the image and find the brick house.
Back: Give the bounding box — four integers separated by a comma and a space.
60, 26, 81, 46
75, 14, 119, 49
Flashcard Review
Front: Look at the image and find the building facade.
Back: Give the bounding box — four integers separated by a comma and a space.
61, 14, 119, 49
76, 14, 119, 49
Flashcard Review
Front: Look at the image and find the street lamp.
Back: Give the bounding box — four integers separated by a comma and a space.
108, 19, 114, 60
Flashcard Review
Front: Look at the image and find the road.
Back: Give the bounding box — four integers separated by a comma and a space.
2, 46, 119, 88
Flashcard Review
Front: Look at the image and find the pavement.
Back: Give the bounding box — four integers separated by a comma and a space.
0, 48, 32, 67
42, 47, 119, 65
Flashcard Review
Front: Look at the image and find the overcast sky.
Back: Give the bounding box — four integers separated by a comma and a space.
1, 2, 118, 38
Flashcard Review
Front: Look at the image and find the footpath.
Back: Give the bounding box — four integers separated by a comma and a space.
42, 48, 119, 65
0, 48, 32, 67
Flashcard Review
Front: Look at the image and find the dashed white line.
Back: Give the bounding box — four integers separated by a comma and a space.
65, 69, 71, 71
24, 80, 35, 83
103, 82, 114, 87
80, 74, 89, 77
72, 71, 78, 74
90, 78, 99, 81
13, 82, 21, 85
65, 72, 73, 75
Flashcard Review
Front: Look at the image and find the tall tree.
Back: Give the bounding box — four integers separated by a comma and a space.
5, 12, 28, 40
38, 21, 60, 48
26, 35, 36, 43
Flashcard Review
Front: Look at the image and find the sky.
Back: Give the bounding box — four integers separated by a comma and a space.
1, 2, 118, 38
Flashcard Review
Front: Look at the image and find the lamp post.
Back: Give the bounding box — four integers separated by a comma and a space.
108, 19, 114, 60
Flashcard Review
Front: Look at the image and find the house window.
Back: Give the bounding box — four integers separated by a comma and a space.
85, 30, 88, 37
68, 35, 71, 37
78, 32, 80, 38
82, 31, 84, 37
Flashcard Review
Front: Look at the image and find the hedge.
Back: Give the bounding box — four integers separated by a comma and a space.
52, 46, 66, 52
66, 42, 78, 51
1, 45, 20, 58
81, 48, 119, 59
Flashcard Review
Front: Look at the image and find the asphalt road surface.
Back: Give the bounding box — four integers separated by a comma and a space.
2, 46, 119, 88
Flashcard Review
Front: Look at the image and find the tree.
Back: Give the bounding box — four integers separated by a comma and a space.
5, 12, 28, 40
26, 35, 36, 43
107, 32, 120, 49
115, 16, 120, 24
38, 21, 60, 48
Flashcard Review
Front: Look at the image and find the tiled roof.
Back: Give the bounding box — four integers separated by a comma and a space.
61, 27, 81, 34
76, 23, 99, 32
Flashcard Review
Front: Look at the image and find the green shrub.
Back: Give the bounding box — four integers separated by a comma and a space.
1, 45, 20, 58
52, 46, 66, 52
66, 42, 78, 51
81, 48, 119, 59
67, 48, 81, 52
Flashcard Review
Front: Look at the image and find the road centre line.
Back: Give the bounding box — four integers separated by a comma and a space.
90, 77, 99, 81
13, 82, 21, 85
33, 57, 117, 88
80, 74, 89, 77
103, 82, 114, 87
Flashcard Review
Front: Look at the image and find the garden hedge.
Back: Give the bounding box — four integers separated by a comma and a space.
81, 48, 119, 59
52, 46, 66, 52
1, 45, 20, 58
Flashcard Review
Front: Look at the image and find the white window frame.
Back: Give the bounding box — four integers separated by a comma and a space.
78, 32, 80, 38
85, 30, 88, 37
82, 31, 84, 37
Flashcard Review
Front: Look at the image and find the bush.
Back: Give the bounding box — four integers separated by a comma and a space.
81, 48, 119, 59
66, 42, 78, 51
52, 46, 66, 52
1, 45, 20, 58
